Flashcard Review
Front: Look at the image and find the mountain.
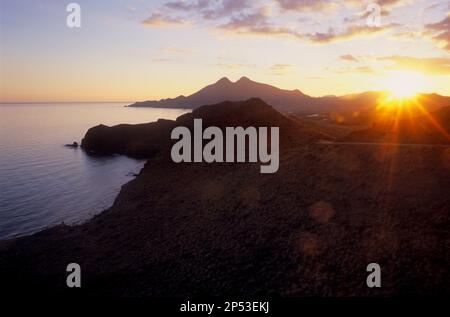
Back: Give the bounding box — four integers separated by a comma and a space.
129, 76, 317, 113
128, 77, 450, 119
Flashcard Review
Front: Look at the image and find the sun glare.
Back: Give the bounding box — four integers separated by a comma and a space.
385, 71, 425, 99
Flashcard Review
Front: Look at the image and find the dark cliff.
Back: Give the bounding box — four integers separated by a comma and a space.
82, 98, 328, 158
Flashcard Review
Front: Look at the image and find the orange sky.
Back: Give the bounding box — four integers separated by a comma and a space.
0, 0, 449, 102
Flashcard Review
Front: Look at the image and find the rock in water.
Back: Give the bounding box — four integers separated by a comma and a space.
65, 141, 79, 148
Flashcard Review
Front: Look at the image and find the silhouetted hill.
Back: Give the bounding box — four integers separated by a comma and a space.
327, 93, 450, 125
82, 98, 328, 158
341, 106, 450, 144
129, 77, 317, 113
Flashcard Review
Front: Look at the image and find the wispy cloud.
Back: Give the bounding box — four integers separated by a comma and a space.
346, 0, 411, 10
270, 64, 292, 70
424, 14, 450, 51
332, 65, 375, 74
164, 0, 209, 11
163, 0, 252, 19
217, 7, 301, 38
307, 23, 398, 43
275, 0, 335, 12
340, 54, 359, 62
141, 13, 187, 27
216, 62, 255, 69
378, 55, 450, 75
269, 63, 293, 75
276, 0, 409, 12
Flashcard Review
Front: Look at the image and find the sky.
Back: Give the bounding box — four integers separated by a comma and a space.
0, 0, 449, 102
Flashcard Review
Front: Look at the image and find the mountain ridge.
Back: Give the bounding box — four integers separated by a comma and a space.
128, 77, 450, 118
129, 76, 314, 113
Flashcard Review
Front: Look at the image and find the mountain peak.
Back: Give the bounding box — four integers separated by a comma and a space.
216, 77, 232, 84
237, 76, 251, 83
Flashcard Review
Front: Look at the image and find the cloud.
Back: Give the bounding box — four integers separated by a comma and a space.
141, 13, 187, 27
218, 7, 301, 38
346, 0, 410, 9
164, 0, 210, 11
333, 65, 375, 74
425, 14, 450, 51
216, 62, 255, 69
340, 54, 359, 62
307, 23, 397, 43
164, 0, 252, 19
378, 55, 450, 75
426, 1, 450, 11
275, 0, 334, 11
354, 66, 375, 73
270, 64, 292, 70
141, 0, 405, 45
269, 64, 293, 75
276, 0, 408, 12
376, 0, 410, 7
203, 0, 253, 19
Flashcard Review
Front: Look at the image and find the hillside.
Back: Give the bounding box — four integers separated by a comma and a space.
2, 97, 450, 296
341, 106, 450, 144
83, 98, 329, 158
2, 132, 449, 297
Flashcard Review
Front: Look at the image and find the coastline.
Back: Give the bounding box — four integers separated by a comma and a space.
1, 99, 449, 296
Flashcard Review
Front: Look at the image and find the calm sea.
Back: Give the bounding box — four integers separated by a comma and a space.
0, 103, 189, 240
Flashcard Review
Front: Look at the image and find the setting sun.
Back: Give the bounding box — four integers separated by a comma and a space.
385, 71, 427, 99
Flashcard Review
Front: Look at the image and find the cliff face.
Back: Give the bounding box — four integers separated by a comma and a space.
81, 119, 177, 158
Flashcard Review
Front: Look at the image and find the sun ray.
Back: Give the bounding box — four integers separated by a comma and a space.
411, 98, 450, 142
